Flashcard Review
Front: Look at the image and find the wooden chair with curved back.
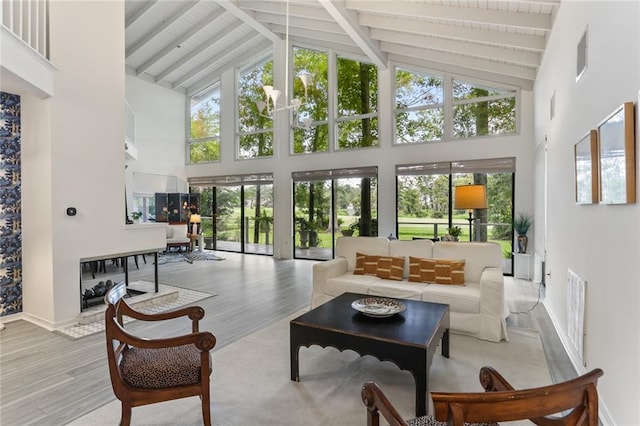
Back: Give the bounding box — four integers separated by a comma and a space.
362, 366, 603, 426
104, 281, 216, 426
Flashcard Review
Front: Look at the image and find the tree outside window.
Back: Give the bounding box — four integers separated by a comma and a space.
237, 59, 274, 159
395, 68, 444, 143
189, 86, 220, 163
336, 57, 378, 150
452, 80, 516, 138
292, 47, 329, 154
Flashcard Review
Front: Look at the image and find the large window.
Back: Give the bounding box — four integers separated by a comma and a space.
393, 66, 518, 143
394, 68, 444, 143
292, 47, 329, 154
189, 85, 220, 164
237, 59, 274, 159
452, 79, 516, 138
336, 56, 378, 150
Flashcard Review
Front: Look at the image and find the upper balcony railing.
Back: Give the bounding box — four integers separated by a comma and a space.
2, 0, 49, 60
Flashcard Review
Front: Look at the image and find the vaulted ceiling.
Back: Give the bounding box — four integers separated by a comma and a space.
125, 0, 560, 96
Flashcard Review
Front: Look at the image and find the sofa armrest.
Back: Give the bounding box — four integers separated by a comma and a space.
479, 267, 507, 319
313, 257, 348, 289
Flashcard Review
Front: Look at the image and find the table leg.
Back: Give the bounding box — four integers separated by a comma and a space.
441, 328, 450, 358
290, 329, 300, 382
414, 349, 428, 417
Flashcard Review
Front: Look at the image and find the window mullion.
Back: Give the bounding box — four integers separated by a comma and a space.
328, 48, 336, 152
443, 75, 453, 141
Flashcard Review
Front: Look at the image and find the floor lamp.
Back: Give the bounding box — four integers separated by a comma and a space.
454, 184, 487, 241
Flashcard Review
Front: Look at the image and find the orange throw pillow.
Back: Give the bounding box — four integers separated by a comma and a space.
353, 252, 380, 276
409, 256, 435, 283
408, 257, 465, 284
376, 256, 405, 281
434, 259, 466, 285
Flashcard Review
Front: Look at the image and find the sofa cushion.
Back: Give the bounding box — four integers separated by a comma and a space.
325, 274, 380, 297
433, 242, 501, 283
422, 282, 480, 314
376, 256, 405, 281
369, 280, 425, 300
336, 237, 391, 272
389, 239, 434, 278
166, 226, 174, 238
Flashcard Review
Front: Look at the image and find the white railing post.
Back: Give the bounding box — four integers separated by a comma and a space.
2, 0, 49, 59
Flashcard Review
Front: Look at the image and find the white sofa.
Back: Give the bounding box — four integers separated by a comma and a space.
312, 237, 509, 342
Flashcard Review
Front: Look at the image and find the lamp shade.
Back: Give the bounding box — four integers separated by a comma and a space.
454, 184, 487, 210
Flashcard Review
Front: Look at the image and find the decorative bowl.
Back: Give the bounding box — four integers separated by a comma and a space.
351, 297, 406, 318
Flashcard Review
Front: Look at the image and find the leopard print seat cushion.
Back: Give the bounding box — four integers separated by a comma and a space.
407, 416, 498, 426
121, 344, 211, 389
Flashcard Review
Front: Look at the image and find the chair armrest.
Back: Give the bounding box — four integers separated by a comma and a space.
119, 302, 205, 332
478, 267, 506, 318
313, 257, 348, 288
361, 381, 408, 426
110, 317, 216, 352
479, 366, 515, 392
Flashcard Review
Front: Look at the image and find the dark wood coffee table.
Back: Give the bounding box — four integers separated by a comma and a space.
290, 292, 449, 417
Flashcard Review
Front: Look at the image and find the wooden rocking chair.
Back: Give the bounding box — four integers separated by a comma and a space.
362, 366, 603, 426
104, 282, 216, 426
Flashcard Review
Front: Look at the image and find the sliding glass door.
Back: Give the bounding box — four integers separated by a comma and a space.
293, 167, 378, 260
189, 174, 274, 255
397, 158, 514, 274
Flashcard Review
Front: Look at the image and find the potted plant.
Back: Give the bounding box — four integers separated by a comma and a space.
444, 225, 462, 241
514, 213, 532, 253
349, 220, 360, 237
296, 217, 311, 248
131, 212, 142, 223
338, 218, 354, 236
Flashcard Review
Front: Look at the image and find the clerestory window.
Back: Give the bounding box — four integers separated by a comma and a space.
237, 58, 274, 159
189, 85, 220, 164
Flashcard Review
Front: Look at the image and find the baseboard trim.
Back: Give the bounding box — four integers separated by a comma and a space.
543, 300, 615, 426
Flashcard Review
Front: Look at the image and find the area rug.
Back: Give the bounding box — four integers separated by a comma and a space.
55, 282, 215, 340
158, 251, 225, 265
68, 312, 551, 425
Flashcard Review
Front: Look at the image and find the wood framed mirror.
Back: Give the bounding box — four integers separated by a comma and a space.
598, 102, 635, 204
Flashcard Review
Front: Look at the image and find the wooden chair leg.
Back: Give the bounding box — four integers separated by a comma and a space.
201, 386, 211, 426
120, 401, 132, 426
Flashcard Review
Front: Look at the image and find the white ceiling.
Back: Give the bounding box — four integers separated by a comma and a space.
125, 0, 560, 96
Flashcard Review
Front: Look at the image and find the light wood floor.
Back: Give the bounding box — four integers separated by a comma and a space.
0, 251, 575, 426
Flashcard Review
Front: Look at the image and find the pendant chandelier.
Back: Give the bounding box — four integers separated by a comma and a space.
255, 0, 312, 118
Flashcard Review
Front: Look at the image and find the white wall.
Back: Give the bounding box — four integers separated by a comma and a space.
16, 1, 165, 328
533, 2, 640, 424
125, 74, 187, 184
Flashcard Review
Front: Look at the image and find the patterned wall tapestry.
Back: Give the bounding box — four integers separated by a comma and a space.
0, 92, 22, 316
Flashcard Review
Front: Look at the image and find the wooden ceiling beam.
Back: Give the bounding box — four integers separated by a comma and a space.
359, 13, 546, 52
125, 0, 157, 29
318, 0, 387, 69
348, 1, 553, 31
372, 28, 540, 68
136, 9, 227, 76
126, 1, 200, 59
382, 41, 536, 82
155, 21, 242, 83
